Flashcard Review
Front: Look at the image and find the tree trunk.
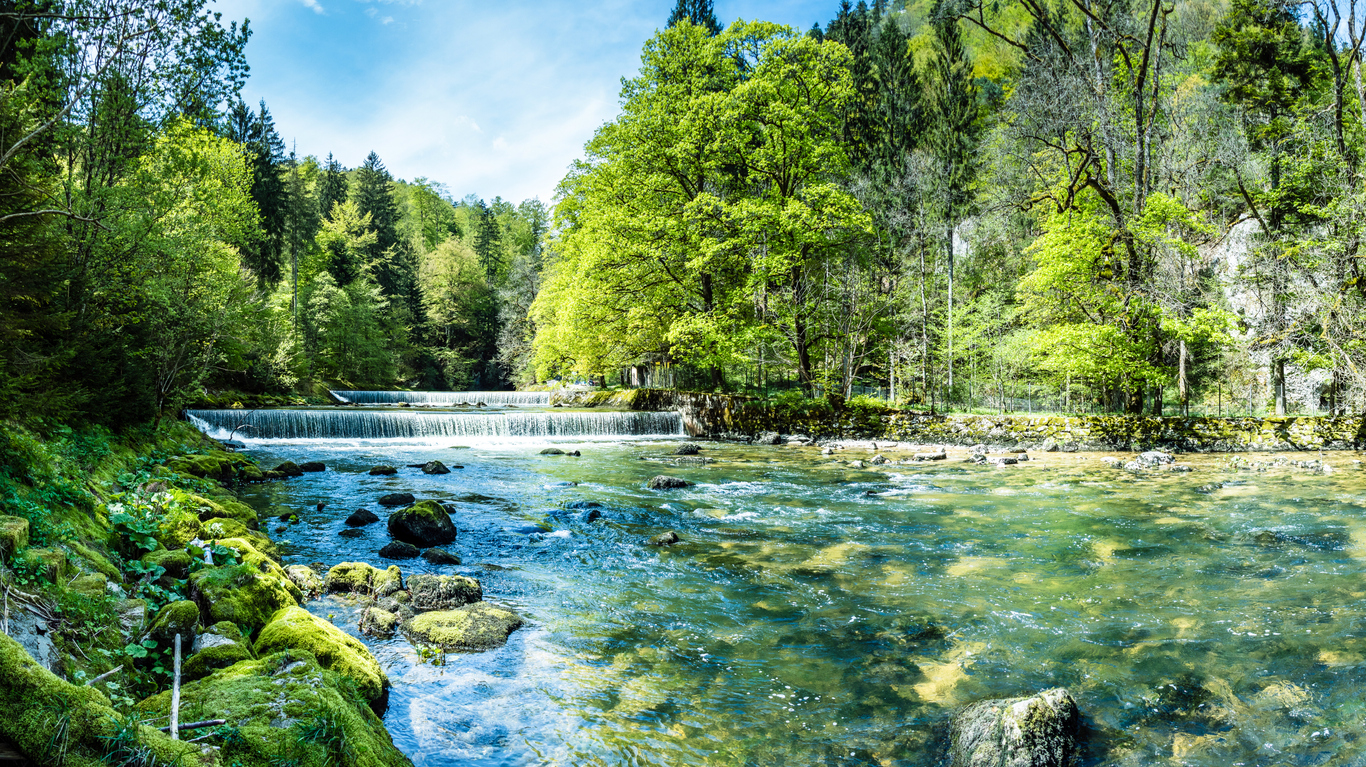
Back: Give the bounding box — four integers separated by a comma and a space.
1274, 358, 1286, 415
946, 223, 954, 396
1177, 339, 1188, 416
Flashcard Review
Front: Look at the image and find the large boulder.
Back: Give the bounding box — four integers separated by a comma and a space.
183, 621, 253, 682
145, 600, 200, 650
949, 688, 1080, 767
324, 562, 403, 598
387, 500, 457, 547
135, 650, 409, 766
254, 607, 389, 704
188, 538, 303, 635
377, 492, 415, 507
346, 508, 380, 526
378, 541, 419, 560
421, 460, 451, 475
407, 574, 482, 612
647, 475, 693, 490
401, 603, 524, 652
369, 465, 398, 476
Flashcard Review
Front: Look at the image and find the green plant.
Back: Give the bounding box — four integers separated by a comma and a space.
100, 715, 170, 767
296, 713, 353, 767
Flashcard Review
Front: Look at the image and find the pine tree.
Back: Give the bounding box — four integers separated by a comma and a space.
318, 153, 348, 220
284, 147, 320, 328
667, 0, 721, 35
354, 151, 402, 285
473, 200, 503, 283
224, 98, 288, 285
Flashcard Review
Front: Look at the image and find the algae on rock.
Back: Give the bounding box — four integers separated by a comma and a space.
401, 602, 524, 652
254, 607, 389, 704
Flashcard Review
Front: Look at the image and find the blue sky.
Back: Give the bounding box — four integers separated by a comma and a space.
209, 0, 838, 204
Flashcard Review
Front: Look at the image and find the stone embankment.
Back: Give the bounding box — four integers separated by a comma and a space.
557, 388, 1366, 451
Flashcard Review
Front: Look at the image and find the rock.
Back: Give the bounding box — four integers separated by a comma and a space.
650, 530, 680, 546
324, 562, 404, 597
949, 688, 1080, 767
755, 431, 784, 445
339, 528, 364, 539
298, 461, 326, 472
69, 573, 107, 598
368, 465, 398, 476
273, 461, 304, 477
1100, 457, 1122, 468
1195, 482, 1224, 494
992, 457, 1019, 466
848, 460, 866, 469
407, 573, 483, 611
581, 509, 602, 523
1165, 464, 1194, 473
345, 508, 380, 527
1040, 439, 1060, 453
915, 450, 948, 461
188, 538, 303, 635
183, 621, 252, 681
22, 547, 70, 583
401, 603, 525, 652
220, 440, 246, 449
360, 606, 400, 638
648, 475, 694, 490
146, 600, 200, 649
564, 500, 604, 510
674, 443, 701, 455
254, 606, 389, 703
141, 548, 191, 580
377, 492, 416, 507
422, 547, 462, 565
421, 460, 451, 475
379, 541, 420, 559
0, 515, 28, 562
869, 454, 889, 465
284, 564, 324, 598
1135, 450, 1175, 469
388, 500, 458, 546
117, 599, 148, 635
539, 447, 566, 455
188, 494, 260, 530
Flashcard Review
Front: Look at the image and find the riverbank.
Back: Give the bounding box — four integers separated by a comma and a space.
0, 422, 412, 767
553, 388, 1366, 451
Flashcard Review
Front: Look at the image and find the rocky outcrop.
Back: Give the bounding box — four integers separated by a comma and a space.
949, 688, 1080, 767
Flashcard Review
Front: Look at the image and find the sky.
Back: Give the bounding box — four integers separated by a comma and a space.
209, 0, 838, 205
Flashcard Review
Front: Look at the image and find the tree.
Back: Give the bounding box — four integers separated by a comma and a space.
667, 0, 721, 35
318, 153, 349, 221
224, 99, 288, 285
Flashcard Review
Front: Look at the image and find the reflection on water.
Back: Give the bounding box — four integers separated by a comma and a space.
225, 437, 1366, 766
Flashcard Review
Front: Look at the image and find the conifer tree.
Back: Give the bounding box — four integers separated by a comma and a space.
225, 98, 288, 286
318, 153, 348, 220
667, 0, 721, 35
473, 200, 503, 283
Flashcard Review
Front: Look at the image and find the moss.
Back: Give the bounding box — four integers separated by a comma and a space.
0, 632, 204, 767
0, 515, 29, 562
183, 642, 253, 682
142, 548, 192, 579
155, 506, 204, 549
167, 451, 266, 484
188, 493, 260, 530
199, 517, 279, 560
69, 573, 107, 598
22, 547, 71, 583
254, 607, 388, 704
285, 564, 325, 599
189, 539, 302, 636
324, 562, 402, 597
147, 600, 201, 647
139, 651, 410, 767
67, 541, 120, 581
401, 603, 524, 652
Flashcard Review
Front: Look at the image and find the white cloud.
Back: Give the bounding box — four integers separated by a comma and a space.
298, 0, 323, 13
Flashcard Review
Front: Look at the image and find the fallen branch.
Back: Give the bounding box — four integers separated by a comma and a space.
170, 634, 181, 740
84, 665, 122, 686
157, 720, 225, 734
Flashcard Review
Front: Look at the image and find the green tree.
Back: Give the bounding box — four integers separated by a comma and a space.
667, 0, 721, 35
225, 99, 288, 285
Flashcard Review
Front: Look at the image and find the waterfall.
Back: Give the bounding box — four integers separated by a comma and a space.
185, 408, 684, 441
329, 390, 552, 406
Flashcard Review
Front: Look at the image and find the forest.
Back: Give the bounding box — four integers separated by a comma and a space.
0, 0, 1363, 426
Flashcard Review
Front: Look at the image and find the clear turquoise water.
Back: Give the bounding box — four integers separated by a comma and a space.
228, 434, 1366, 766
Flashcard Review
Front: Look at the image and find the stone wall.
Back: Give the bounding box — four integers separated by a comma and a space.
595, 390, 1366, 451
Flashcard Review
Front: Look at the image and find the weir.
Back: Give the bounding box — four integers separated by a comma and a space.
329, 390, 552, 405
185, 408, 684, 440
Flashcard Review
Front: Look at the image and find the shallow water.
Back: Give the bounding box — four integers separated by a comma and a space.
223, 429, 1366, 766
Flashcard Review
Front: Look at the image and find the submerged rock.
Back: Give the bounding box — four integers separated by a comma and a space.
345, 508, 380, 527
360, 606, 400, 638
539, 447, 566, 455
273, 461, 304, 477
299, 461, 327, 472
388, 500, 458, 546
422, 547, 462, 565
650, 531, 680, 546
1100, 457, 1122, 468
339, 528, 364, 539
368, 465, 398, 476
674, 443, 701, 455
648, 475, 694, 490
422, 460, 451, 474
950, 688, 1080, 767
377, 492, 415, 507
408, 573, 483, 611
401, 603, 525, 652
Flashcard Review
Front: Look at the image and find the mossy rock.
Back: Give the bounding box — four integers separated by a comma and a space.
136, 650, 411, 767
401, 603, 524, 652
324, 562, 403, 597
0, 633, 203, 767
407, 573, 482, 612
386, 500, 456, 547
254, 607, 388, 704
21, 547, 71, 583
189, 493, 260, 530
167, 452, 236, 480
200, 517, 279, 560
142, 548, 192, 580
68, 541, 120, 581
183, 622, 254, 682
285, 564, 325, 599
189, 539, 302, 636
69, 573, 107, 599
155, 506, 204, 550
0, 515, 29, 562
147, 600, 201, 648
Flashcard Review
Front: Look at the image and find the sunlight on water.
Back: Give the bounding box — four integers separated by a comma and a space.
200, 425, 1366, 766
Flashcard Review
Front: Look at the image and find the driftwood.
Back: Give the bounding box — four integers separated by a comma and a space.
170, 634, 181, 740
157, 720, 225, 734
84, 665, 123, 686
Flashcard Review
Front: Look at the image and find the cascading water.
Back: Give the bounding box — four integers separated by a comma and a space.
185, 408, 684, 440
330, 390, 552, 405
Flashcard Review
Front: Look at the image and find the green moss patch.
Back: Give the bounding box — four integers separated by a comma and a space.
401, 603, 524, 652
254, 607, 388, 704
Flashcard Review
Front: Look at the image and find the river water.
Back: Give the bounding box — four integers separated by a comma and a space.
195, 406, 1366, 766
